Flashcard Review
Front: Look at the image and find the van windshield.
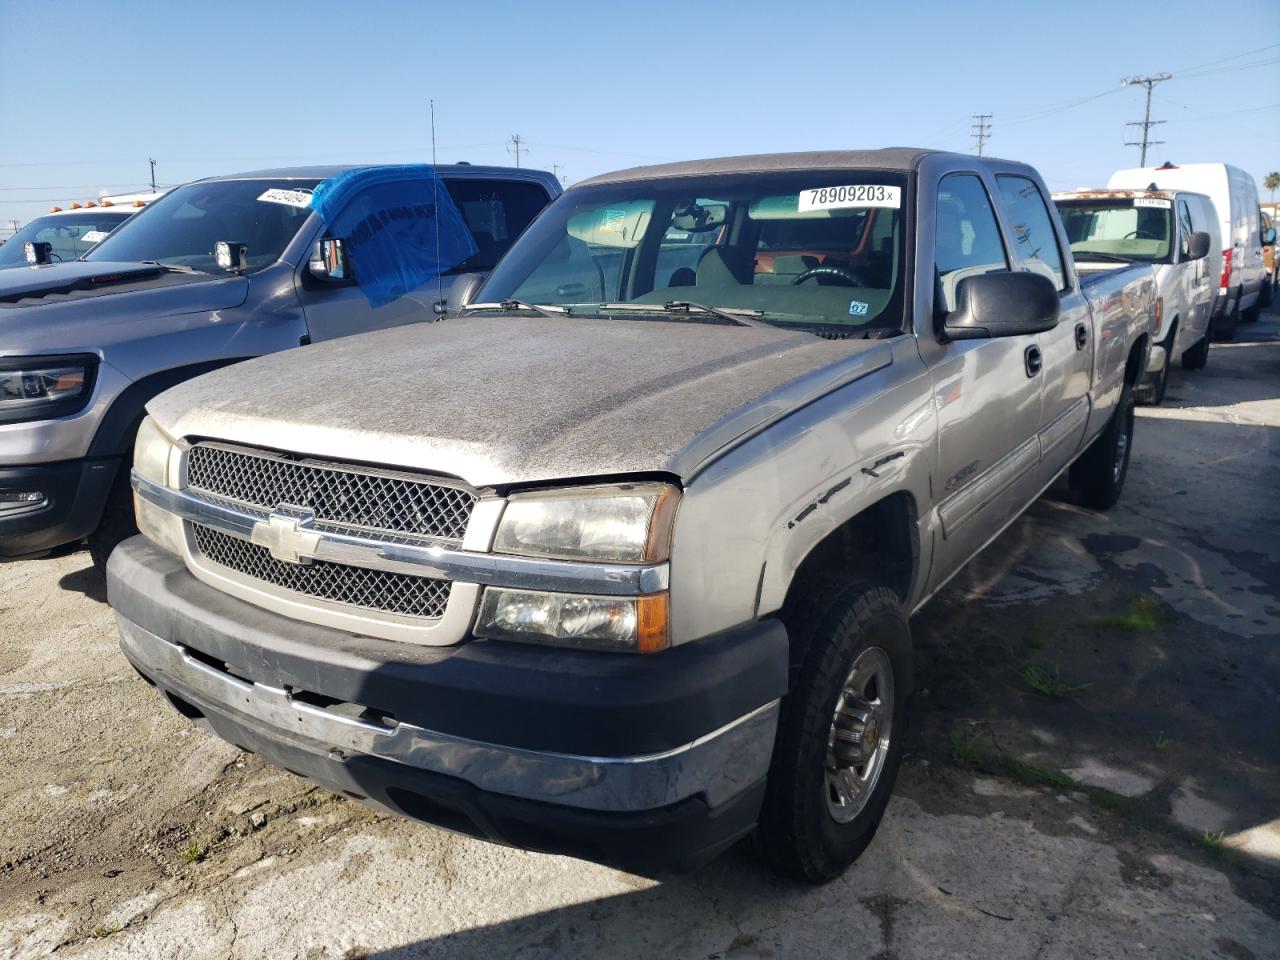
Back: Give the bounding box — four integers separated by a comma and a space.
479, 170, 908, 334
84, 179, 320, 274
1055, 199, 1173, 263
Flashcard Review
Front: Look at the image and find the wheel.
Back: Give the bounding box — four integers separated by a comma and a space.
1212, 292, 1240, 342
755, 580, 912, 883
1134, 328, 1172, 405
87, 465, 138, 570
1069, 382, 1135, 511
1242, 295, 1261, 323
1181, 329, 1209, 371
1260, 276, 1273, 309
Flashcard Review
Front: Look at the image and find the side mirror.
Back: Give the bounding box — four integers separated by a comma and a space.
1188, 230, 1211, 261
1263, 226, 1277, 246
308, 237, 351, 282
942, 271, 1060, 341
445, 272, 486, 315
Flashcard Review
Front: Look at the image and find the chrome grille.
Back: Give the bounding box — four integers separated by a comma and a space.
186, 443, 476, 542
192, 525, 451, 619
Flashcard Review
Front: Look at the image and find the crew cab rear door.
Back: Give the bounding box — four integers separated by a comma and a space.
994, 173, 1091, 482
919, 169, 1045, 594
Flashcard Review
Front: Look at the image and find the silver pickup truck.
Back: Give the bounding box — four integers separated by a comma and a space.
108, 149, 1155, 881
0, 164, 558, 564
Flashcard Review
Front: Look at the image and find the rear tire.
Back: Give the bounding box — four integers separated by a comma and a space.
87, 466, 137, 571
1260, 277, 1273, 309
1134, 328, 1172, 405
755, 580, 912, 883
1070, 382, 1135, 511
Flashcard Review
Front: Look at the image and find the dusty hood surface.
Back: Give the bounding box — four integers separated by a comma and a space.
150, 315, 893, 487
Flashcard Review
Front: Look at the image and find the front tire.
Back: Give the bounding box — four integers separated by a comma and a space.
87, 466, 137, 571
1213, 293, 1240, 342
755, 581, 912, 883
1134, 328, 1172, 405
1070, 382, 1135, 511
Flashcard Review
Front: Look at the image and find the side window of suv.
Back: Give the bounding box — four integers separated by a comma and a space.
935, 174, 1010, 313
996, 175, 1067, 291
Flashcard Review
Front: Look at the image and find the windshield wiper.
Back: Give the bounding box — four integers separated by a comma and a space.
140, 260, 207, 275
597, 300, 769, 328
463, 299, 569, 319
1072, 251, 1136, 264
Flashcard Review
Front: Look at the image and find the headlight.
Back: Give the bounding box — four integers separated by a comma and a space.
475, 587, 669, 653
132, 416, 184, 556
493, 483, 679, 563
0, 354, 97, 425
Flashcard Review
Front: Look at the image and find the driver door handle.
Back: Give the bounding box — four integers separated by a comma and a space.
1075, 322, 1088, 350
1024, 344, 1042, 378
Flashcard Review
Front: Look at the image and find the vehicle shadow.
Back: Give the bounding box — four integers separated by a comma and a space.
57, 558, 107, 604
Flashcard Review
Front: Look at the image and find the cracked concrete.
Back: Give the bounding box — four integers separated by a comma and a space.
2, 309, 1279, 958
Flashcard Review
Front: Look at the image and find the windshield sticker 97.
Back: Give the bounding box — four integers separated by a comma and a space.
1134, 197, 1171, 209
258, 188, 314, 208
80, 231, 110, 244
799, 184, 901, 212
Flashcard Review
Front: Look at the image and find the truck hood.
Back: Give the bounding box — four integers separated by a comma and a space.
0, 261, 251, 357
149, 315, 894, 487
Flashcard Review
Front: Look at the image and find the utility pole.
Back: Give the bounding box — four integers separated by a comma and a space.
148, 158, 157, 191
1122, 73, 1171, 166
970, 114, 992, 157
507, 134, 525, 168
552, 163, 564, 183
6, 219, 18, 238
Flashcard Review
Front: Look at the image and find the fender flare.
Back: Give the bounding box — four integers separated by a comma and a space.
86, 358, 254, 458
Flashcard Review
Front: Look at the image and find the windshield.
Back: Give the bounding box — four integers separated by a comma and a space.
1056, 199, 1172, 263
84, 178, 320, 274
479, 170, 908, 334
0, 210, 132, 269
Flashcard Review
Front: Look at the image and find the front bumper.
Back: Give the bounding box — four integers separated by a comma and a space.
108, 536, 788, 873
0, 457, 121, 560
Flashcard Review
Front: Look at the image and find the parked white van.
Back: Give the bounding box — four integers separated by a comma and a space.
1109, 163, 1273, 338
1054, 188, 1219, 403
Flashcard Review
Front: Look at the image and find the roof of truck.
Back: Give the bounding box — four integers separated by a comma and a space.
200, 164, 554, 182
571, 148, 957, 187
1052, 188, 1180, 202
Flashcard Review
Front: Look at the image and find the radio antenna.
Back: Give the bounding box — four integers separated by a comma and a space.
431, 98, 443, 312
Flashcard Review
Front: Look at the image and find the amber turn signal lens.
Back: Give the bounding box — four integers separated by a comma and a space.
636, 593, 670, 653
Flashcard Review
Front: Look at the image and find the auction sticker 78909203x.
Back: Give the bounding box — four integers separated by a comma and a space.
798, 184, 901, 212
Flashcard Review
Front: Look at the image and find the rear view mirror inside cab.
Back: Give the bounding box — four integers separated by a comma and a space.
566, 201, 654, 248
670, 201, 728, 233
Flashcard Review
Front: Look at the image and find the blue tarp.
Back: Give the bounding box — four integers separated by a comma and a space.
309, 165, 477, 308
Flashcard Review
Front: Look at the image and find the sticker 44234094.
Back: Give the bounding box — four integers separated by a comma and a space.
1134, 197, 1172, 209
799, 184, 901, 212
258, 188, 313, 208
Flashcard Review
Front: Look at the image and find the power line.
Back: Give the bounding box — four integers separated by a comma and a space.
970, 113, 992, 156
1122, 73, 1172, 166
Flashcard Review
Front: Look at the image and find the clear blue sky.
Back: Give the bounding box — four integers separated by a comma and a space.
1, 0, 1277, 234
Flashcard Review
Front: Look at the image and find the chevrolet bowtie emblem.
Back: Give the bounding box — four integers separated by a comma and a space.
250, 507, 322, 564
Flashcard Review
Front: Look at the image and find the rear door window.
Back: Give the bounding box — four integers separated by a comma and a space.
997, 175, 1067, 291
443, 179, 551, 273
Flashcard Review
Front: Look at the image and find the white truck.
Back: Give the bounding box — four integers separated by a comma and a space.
1054, 187, 1219, 403
1109, 162, 1273, 338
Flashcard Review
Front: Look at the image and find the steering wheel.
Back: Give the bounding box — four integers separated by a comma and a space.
791, 264, 866, 287
1123, 230, 1160, 240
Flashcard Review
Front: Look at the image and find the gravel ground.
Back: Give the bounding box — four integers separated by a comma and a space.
2, 306, 1278, 960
